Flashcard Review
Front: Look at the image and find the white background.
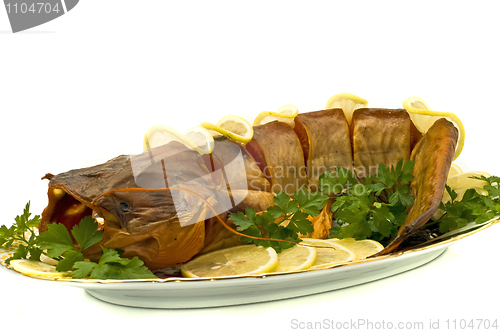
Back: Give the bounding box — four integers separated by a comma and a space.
1, 1, 499, 332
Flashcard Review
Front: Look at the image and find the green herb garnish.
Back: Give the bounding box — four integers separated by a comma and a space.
232, 160, 416, 247
322, 160, 415, 242
231, 189, 329, 252
366, 158, 415, 207
36, 216, 105, 273
432, 176, 500, 233
0, 202, 42, 264
0, 203, 156, 279
72, 247, 156, 279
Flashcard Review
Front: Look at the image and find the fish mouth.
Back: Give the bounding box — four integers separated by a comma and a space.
39, 180, 100, 233
39, 174, 208, 269
38, 182, 109, 261
41, 187, 143, 261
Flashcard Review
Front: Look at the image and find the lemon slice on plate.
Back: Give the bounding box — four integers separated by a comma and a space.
328, 238, 384, 260
272, 244, 317, 273
300, 238, 355, 269
143, 125, 214, 154
180, 244, 278, 278
9, 259, 70, 278
448, 163, 463, 178
403, 96, 465, 160
201, 115, 254, 144
253, 104, 299, 128
325, 92, 368, 125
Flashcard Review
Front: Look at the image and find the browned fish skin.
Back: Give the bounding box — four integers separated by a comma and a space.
294, 109, 352, 190
352, 109, 411, 179
250, 121, 307, 195
376, 118, 458, 255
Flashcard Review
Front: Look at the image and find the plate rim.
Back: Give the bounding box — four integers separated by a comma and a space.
1, 218, 498, 286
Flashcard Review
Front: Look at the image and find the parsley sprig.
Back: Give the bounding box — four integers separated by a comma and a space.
432, 176, 500, 233
322, 160, 415, 242
0, 202, 42, 264
37, 216, 102, 272
231, 189, 329, 252
0, 203, 156, 279
72, 247, 156, 279
231, 159, 416, 248
366, 159, 415, 207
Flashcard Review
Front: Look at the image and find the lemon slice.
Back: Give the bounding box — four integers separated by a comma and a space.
328, 238, 384, 260
325, 92, 368, 125
9, 259, 70, 278
143, 125, 214, 154
272, 245, 317, 273
201, 115, 254, 144
253, 104, 299, 128
180, 244, 278, 278
448, 163, 463, 178
184, 126, 215, 154
403, 96, 465, 160
300, 238, 355, 269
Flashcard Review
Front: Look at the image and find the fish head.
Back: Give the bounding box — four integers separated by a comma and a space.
40, 142, 224, 269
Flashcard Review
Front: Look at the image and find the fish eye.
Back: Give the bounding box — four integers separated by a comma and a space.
119, 202, 131, 212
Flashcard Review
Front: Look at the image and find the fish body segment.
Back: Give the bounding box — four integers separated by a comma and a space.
294, 109, 353, 191
352, 108, 411, 180
246, 121, 307, 195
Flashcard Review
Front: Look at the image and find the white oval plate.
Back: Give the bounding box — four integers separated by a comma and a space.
1, 219, 498, 309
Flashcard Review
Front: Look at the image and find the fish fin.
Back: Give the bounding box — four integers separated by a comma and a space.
301, 198, 334, 239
